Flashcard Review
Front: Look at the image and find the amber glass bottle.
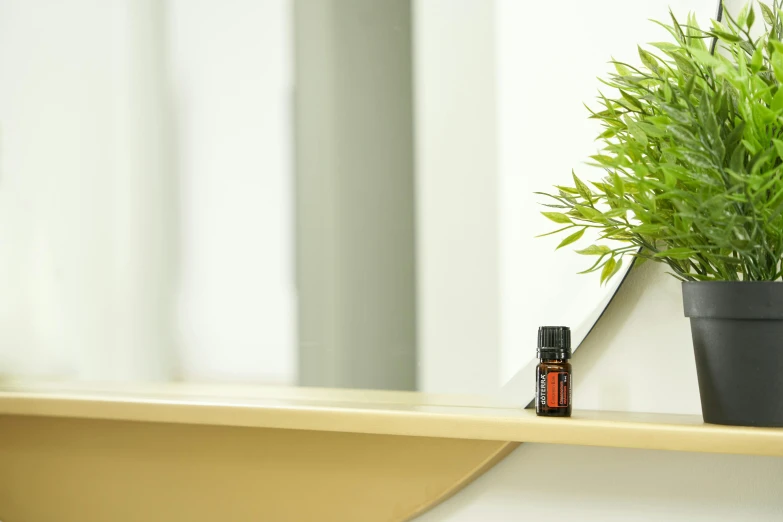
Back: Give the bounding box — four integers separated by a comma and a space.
535, 326, 572, 417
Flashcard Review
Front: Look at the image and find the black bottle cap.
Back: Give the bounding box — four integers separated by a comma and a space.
537, 326, 572, 360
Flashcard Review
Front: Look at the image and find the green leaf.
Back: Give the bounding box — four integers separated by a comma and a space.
556, 228, 585, 250
772, 49, 783, 83
600, 257, 617, 284
742, 139, 759, 155
725, 122, 745, 152
771, 39, 783, 54
603, 207, 628, 219
602, 230, 634, 241
575, 245, 611, 256
619, 90, 643, 110
710, 30, 742, 43
638, 46, 659, 73
681, 151, 714, 170
737, 3, 750, 28
671, 53, 696, 75
689, 48, 724, 68
627, 120, 648, 146
597, 128, 618, 140
590, 154, 616, 166
773, 88, 783, 113
654, 247, 696, 259
670, 11, 686, 43
748, 173, 763, 191
632, 223, 665, 235
668, 125, 699, 146
607, 258, 625, 282
610, 172, 625, 196
591, 181, 613, 193
572, 171, 593, 201
663, 81, 673, 103
555, 185, 579, 194
751, 44, 764, 73
761, 3, 775, 25
747, 5, 756, 28
535, 225, 575, 238
773, 139, 783, 159
697, 90, 718, 144
613, 60, 631, 76
634, 121, 666, 138
541, 212, 572, 224
661, 104, 690, 124
574, 204, 605, 222
730, 142, 746, 172
650, 42, 680, 52
687, 13, 706, 50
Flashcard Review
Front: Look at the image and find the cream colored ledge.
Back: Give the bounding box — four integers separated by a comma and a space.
1, 381, 782, 457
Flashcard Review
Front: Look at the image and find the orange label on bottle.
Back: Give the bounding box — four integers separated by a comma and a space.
546, 372, 569, 408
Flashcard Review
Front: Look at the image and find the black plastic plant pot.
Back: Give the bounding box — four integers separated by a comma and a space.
682, 282, 783, 427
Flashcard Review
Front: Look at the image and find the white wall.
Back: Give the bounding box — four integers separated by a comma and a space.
0, 0, 296, 384
419, 263, 783, 521
0, 0, 174, 379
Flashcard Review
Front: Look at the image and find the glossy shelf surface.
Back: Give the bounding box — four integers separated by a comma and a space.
1, 381, 781, 456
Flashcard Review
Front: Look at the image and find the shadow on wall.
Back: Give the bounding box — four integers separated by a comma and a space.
575, 261, 662, 383
570, 261, 701, 414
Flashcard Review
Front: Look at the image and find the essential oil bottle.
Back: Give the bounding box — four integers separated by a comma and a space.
535, 326, 572, 417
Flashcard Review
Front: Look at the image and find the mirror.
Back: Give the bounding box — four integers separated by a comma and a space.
0, 0, 715, 400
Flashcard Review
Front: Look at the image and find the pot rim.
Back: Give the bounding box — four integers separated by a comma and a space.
682, 280, 783, 285
682, 280, 783, 319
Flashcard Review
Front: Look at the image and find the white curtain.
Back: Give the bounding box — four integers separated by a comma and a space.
0, 0, 295, 383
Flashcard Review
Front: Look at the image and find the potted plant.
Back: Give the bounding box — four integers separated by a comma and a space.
540, 2, 783, 426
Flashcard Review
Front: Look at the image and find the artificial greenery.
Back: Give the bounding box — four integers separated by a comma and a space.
540, 1, 783, 283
